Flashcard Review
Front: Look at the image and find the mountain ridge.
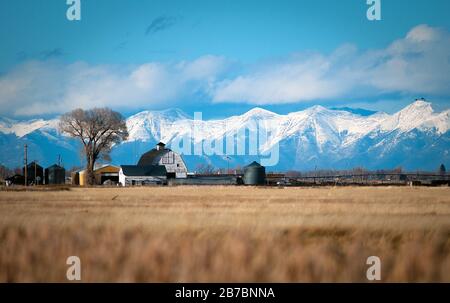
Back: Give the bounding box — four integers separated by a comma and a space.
0, 100, 448, 171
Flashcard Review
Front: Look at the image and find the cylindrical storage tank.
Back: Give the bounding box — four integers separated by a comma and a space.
78, 170, 87, 186
45, 165, 66, 185
243, 161, 266, 185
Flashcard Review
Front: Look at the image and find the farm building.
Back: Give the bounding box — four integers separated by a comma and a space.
168, 175, 242, 186
243, 161, 266, 185
23, 161, 44, 185
119, 165, 167, 186
44, 164, 66, 185
73, 164, 120, 186
138, 142, 188, 178
93, 164, 120, 185
5, 174, 25, 186
71, 171, 79, 186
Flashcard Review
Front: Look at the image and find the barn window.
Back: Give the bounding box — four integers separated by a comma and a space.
161, 152, 175, 164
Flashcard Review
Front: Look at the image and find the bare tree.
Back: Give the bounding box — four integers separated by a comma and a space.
0, 164, 14, 181
59, 108, 128, 185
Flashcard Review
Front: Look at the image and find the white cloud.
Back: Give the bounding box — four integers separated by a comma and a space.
406, 24, 441, 42
212, 24, 450, 104
212, 54, 349, 104
0, 56, 228, 116
0, 25, 449, 116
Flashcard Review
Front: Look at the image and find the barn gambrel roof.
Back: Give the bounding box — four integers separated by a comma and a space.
137, 148, 170, 166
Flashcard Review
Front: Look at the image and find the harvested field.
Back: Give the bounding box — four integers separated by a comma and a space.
0, 186, 449, 282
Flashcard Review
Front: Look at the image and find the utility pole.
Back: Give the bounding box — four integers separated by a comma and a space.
34, 161, 37, 186
24, 144, 28, 186
314, 165, 317, 185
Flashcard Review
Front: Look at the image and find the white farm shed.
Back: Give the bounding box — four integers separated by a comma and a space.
119, 165, 167, 186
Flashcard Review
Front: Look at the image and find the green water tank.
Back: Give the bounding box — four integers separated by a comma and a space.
243, 161, 266, 185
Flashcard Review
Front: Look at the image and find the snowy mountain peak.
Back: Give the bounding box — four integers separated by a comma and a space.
397, 101, 434, 123
0, 118, 58, 138
369, 99, 449, 135
154, 108, 190, 120
242, 107, 278, 119
0, 100, 448, 171
306, 105, 329, 114
128, 108, 189, 122
402, 99, 434, 115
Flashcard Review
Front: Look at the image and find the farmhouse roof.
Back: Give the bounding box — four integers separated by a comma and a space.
137, 148, 169, 166
94, 164, 120, 170
121, 165, 167, 177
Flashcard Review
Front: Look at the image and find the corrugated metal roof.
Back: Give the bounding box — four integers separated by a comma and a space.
24, 161, 43, 169
94, 164, 120, 170
245, 161, 264, 168
137, 148, 168, 166
46, 164, 64, 170
120, 165, 167, 177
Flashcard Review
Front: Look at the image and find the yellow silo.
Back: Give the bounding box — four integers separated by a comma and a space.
78, 170, 87, 186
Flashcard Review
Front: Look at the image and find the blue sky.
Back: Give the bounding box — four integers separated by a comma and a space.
1, 0, 450, 119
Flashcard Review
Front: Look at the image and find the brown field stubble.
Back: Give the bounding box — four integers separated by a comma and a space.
0, 186, 449, 282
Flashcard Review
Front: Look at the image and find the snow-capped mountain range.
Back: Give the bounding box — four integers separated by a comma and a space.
0, 100, 449, 171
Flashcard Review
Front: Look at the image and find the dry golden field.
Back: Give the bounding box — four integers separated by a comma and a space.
0, 186, 450, 282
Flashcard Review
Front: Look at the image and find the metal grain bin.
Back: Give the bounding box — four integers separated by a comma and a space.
23, 161, 44, 185
243, 161, 266, 185
45, 164, 66, 185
